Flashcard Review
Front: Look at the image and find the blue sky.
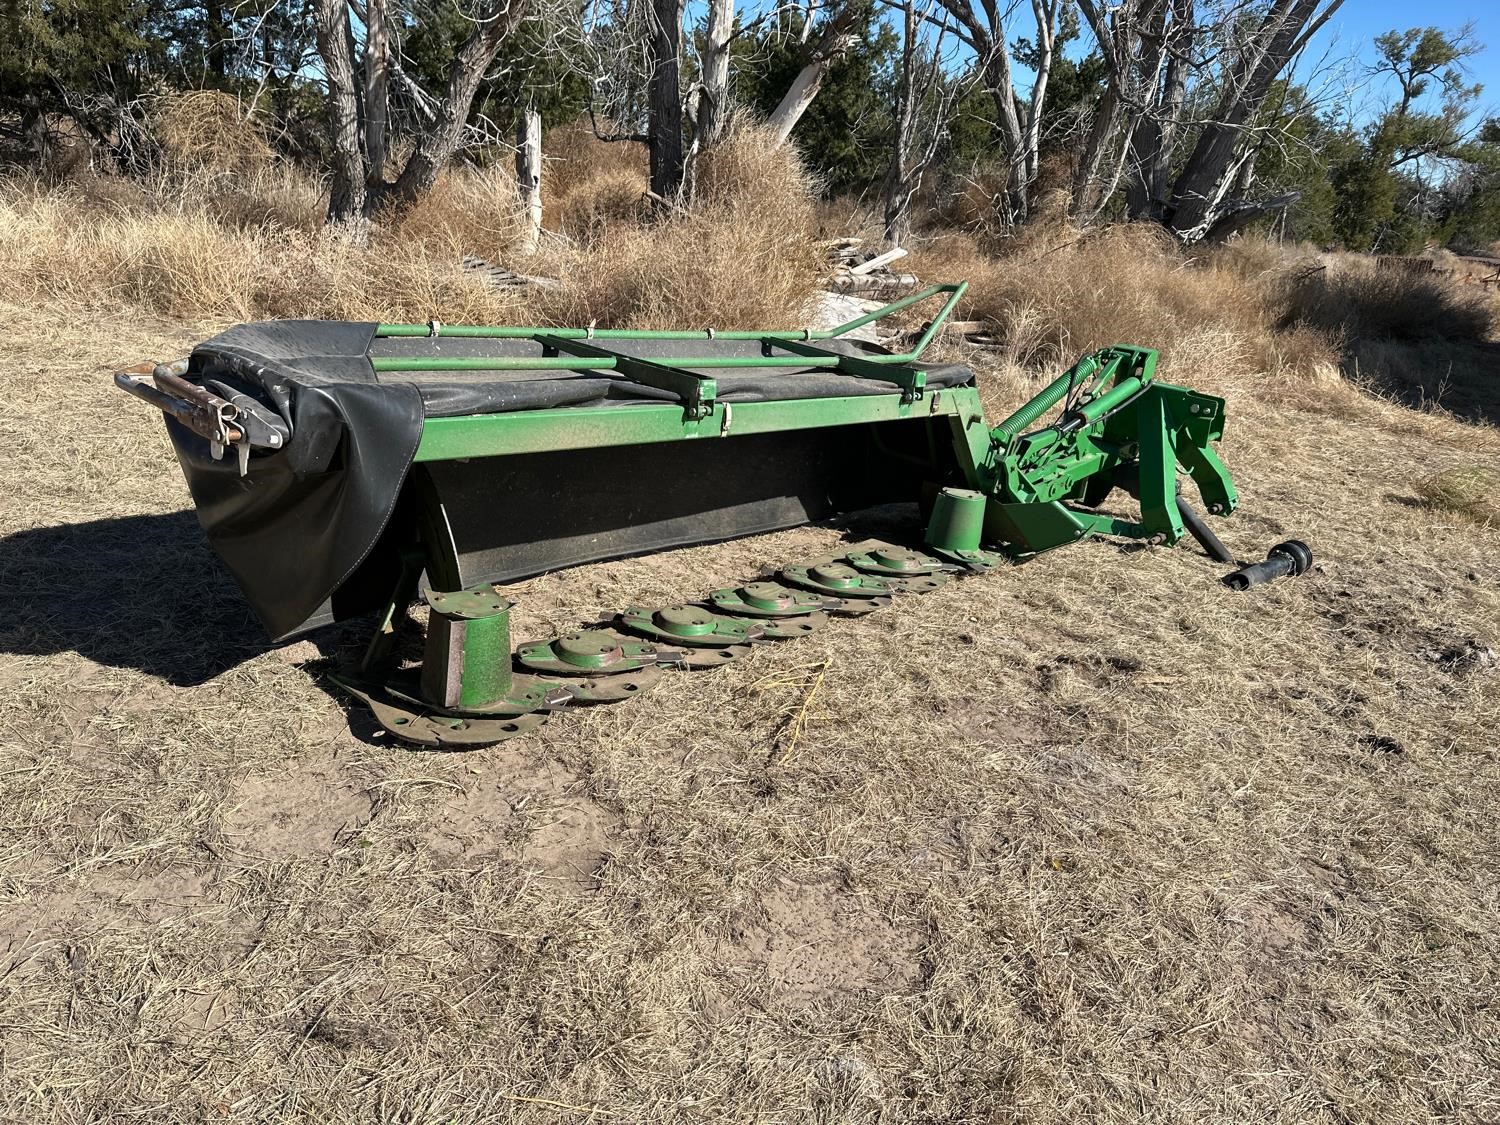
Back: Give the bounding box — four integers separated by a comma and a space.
1322, 1, 1499, 116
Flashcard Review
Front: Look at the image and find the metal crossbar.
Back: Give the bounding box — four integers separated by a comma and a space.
368, 284, 969, 383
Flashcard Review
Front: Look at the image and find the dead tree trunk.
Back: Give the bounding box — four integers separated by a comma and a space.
1124, 0, 1192, 222
647, 0, 686, 199
388, 0, 530, 209
930, 0, 1047, 223
883, 0, 971, 242
515, 103, 543, 255
696, 0, 734, 148
1071, 0, 1163, 221
766, 0, 866, 144
314, 0, 367, 228
364, 0, 390, 190
1161, 0, 1342, 240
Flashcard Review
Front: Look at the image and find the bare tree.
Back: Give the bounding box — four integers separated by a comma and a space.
1073, 0, 1344, 239
647, 0, 687, 197
1071, 0, 1163, 220
1162, 0, 1343, 240
515, 102, 543, 253
695, 0, 736, 148
314, 0, 368, 228
1122, 0, 1194, 222
766, 0, 869, 143
313, 0, 531, 227
883, 0, 973, 241
365, 0, 391, 189
925, 0, 1059, 222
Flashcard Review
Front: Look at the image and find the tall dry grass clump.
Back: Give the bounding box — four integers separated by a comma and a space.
909, 217, 1312, 382
150, 90, 275, 176
0, 121, 826, 331
1280, 258, 1494, 342
550, 125, 823, 329
1415, 466, 1500, 527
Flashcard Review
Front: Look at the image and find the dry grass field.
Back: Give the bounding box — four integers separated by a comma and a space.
2, 121, 1499, 1122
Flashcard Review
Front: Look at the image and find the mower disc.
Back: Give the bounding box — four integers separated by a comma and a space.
780, 562, 893, 599
617, 604, 762, 647
708, 581, 826, 618
516, 629, 659, 676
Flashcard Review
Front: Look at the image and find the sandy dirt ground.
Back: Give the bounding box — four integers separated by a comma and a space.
1, 302, 1497, 1123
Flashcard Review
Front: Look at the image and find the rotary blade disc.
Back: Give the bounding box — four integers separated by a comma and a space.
617, 604, 762, 647
378, 671, 570, 717
780, 561, 893, 599
884, 573, 952, 595
823, 595, 893, 616
844, 545, 947, 576
717, 611, 829, 639
708, 581, 826, 618
674, 643, 755, 668
930, 547, 1007, 572
333, 677, 547, 749
544, 664, 662, 703
516, 629, 660, 676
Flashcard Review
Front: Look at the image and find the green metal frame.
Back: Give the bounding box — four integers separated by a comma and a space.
347, 289, 1243, 734
390, 290, 1235, 566
376, 283, 969, 420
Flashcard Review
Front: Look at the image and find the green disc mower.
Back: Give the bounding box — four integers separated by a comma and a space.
117, 283, 1309, 748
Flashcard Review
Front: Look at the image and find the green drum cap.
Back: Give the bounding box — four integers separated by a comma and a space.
709, 581, 823, 617
845, 546, 944, 576
618, 605, 757, 646
556, 631, 621, 665
656, 605, 720, 636
517, 629, 658, 676
810, 563, 861, 588
423, 586, 512, 619
744, 581, 804, 610
781, 562, 891, 598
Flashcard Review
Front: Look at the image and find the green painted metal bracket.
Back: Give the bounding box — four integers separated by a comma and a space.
766, 338, 926, 403
538, 334, 718, 420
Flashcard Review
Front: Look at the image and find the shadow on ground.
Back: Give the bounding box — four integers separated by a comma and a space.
0, 511, 347, 686
1343, 338, 1500, 427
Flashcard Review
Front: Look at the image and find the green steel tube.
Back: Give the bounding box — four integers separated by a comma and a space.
374, 355, 619, 372
376, 324, 784, 341
1074, 376, 1144, 425
371, 353, 848, 373
372, 284, 967, 363
816, 282, 968, 349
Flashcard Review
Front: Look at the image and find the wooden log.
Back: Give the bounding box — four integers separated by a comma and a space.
849, 246, 909, 276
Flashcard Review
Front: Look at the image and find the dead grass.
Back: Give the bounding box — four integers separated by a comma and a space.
2, 127, 1500, 1121
1416, 466, 1500, 528
1283, 258, 1494, 343
1, 294, 1498, 1122
0, 122, 822, 331
907, 221, 1334, 385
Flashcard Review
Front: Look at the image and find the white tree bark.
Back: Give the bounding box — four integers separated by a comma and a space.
515, 104, 542, 255
697, 0, 734, 147
767, 0, 865, 144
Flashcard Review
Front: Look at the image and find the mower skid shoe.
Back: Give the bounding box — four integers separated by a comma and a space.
334, 677, 548, 749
